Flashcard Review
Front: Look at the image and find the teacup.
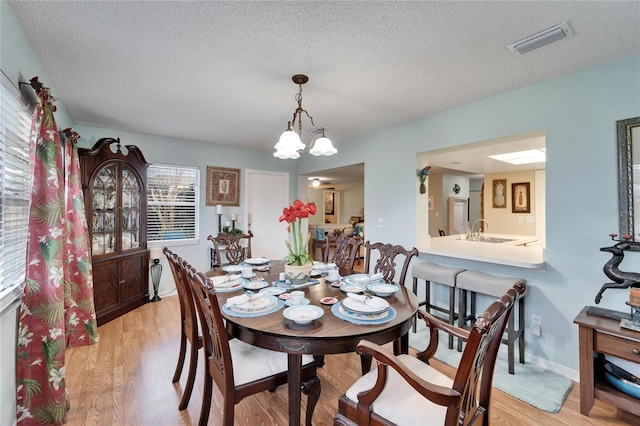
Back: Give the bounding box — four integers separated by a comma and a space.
290, 291, 305, 305
241, 267, 253, 278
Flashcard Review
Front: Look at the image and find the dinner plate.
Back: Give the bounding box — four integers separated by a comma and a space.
344, 274, 384, 285
337, 303, 391, 321
340, 283, 365, 293
283, 305, 324, 324
243, 280, 269, 290
342, 296, 389, 314
366, 283, 400, 297
259, 287, 286, 296
229, 295, 277, 313
244, 257, 270, 265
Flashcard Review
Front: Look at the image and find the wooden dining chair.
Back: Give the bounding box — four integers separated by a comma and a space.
164, 247, 202, 410
363, 241, 419, 286
337, 281, 526, 426
323, 236, 364, 270
207, 231, 253, 266
185, 262, 321, 426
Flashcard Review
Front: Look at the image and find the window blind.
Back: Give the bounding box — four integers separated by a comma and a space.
147, 164, 199, 243
0, 73, 32, 291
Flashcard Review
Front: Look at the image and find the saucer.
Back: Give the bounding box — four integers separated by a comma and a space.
320, 296, 339, 305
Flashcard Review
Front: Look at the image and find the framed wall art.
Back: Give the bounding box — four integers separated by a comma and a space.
206, 166, 240, 206
512, 182, 530, 213
324, 191, 335, 215
492, 179, 507, 208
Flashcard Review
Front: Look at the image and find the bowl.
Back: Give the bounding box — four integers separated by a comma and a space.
283, 305, 324, 324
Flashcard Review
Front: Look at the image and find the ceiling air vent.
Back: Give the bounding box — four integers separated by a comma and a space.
507, 21, 574, 56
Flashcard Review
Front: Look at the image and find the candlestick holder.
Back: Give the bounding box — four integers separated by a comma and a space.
217, 213, 222, 234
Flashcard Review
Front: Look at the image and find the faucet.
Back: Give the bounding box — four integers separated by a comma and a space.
467, 219, 489, 239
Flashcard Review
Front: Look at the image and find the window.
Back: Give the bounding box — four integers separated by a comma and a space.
147, 164, 199, 244
0, 73, 32, 292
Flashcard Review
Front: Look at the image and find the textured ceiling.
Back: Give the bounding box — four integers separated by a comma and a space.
8, 1, 640, 157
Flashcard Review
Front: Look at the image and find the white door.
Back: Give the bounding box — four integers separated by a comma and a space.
245, 169, 289, 260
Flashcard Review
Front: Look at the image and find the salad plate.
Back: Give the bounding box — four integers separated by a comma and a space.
244, 257, 271, 265
344, 273, 384, 285
259, 287, 286, 296
243, 280, 269, 290
340, 283, 365, 294
366, 283, 400, 297
222, 265, 243, 273
283, 305, 324, 325
285, 297, 310, 307
229, 295, 277, 313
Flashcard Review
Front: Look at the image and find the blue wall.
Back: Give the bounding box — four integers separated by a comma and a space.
3, 1, 640, 378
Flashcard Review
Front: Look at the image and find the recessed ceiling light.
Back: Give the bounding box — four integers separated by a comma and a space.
488, 149, 546, 165
311, 178, 320, 187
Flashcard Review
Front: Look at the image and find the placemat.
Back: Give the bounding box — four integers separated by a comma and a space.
331, 302, 396, 325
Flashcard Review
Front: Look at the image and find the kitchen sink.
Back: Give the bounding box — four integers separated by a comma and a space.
456, 236, 516, 243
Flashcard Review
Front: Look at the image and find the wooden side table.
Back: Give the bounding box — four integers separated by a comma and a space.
573, 306, 640, 417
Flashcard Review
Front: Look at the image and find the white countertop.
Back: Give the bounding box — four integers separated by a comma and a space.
417, 233, 545, 270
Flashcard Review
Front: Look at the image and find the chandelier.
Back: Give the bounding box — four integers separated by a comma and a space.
273, 74, 337, 159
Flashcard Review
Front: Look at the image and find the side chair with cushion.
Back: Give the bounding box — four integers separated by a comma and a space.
185, 262, 321, 426
324, 236, 364, 270
363, 241, 419, 286
164, 247, 202, 410
207, 231, 253, 266
336, 281, 526, 426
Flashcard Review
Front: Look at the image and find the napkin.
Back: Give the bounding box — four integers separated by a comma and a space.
347, 293, 389, 310
351, 273, 384, 283
226, 292, 263, 307
211, 274, 241, 288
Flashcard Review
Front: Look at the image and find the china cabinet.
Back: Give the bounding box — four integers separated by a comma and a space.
79, 138, 149, 325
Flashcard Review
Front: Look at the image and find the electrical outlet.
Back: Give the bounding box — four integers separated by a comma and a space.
531, 314, 542, 337
378, 218, 383, 227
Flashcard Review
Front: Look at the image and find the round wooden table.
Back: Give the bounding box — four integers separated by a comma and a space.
207, 262, 418, 426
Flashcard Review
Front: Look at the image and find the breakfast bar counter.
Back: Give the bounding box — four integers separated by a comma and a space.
417, 233, 545, 270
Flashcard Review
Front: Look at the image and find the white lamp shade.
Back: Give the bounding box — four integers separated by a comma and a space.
274, 130, 305, 151
309, 136, 337, 156
149, 247, 163, 260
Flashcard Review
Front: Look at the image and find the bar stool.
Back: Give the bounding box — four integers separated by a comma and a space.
411, 262, 466, 349
456, 270, 527, 374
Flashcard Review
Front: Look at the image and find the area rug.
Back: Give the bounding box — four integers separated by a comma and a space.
409, 323, 573, 413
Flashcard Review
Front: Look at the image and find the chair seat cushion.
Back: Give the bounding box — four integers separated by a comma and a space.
411, 262, 466, 287
456, 270, 527, 297
344, 354, 453, 425
229, 339, 314, 386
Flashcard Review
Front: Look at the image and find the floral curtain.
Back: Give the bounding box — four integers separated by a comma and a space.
16, 82, 98, 425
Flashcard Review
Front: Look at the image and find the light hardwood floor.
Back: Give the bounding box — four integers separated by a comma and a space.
64, 295, 637, 425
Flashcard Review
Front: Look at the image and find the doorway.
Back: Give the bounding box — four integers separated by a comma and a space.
245, 169, 289, 260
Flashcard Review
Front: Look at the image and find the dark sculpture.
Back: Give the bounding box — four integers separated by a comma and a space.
595, 234, 640, 303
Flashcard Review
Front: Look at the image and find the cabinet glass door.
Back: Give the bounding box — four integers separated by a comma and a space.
92, 164, 116, 255
121, 167, 141, 250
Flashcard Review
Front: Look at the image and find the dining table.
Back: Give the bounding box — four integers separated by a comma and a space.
206, 260, 418, 426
